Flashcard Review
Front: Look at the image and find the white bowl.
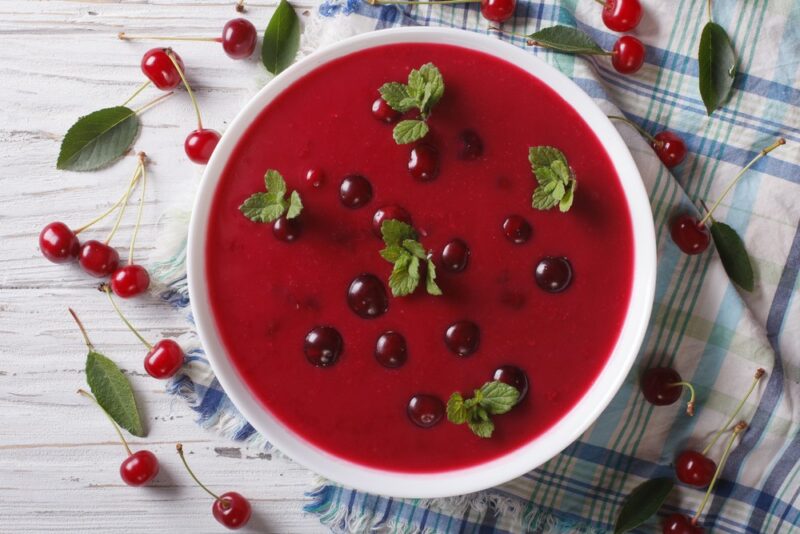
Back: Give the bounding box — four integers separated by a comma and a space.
187, 27, 656, 498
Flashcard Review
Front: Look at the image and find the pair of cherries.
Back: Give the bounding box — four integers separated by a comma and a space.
600, 0, 646, 74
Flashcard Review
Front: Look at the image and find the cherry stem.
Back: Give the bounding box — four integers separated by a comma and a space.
235, 0, 245, 12
128, 153, 148, 265
68, 308, 95, 350
133, 91, 175, 115
607, 115, 656, 143
706, 0, 713, 22
702, 368, 765, 455
118, 32, 221, 43
101, 284, 153, 349
78, 389, 133, 456
692, 421, 747, 524
104, 159, 144, 245
669, 381, 696, 416
176, 444, 224, 504
366, 0, 480, 4
593, 0, 606, 4
121, 80, 152, 108
74, 169, 141, 235
166, 50, 204, 130
699, 138, 785, 227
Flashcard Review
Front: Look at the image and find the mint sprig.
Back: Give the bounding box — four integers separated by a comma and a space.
379, 63, 445, 144
239, 169, 303, 223
380, 220, 442, 297
447, 381, 520, 438
529, 146, 577, 212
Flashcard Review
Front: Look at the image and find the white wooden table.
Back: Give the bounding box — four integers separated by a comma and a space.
1, 1, 325, 531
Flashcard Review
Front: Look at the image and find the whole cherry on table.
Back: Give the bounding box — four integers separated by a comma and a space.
119, 18, 258, 60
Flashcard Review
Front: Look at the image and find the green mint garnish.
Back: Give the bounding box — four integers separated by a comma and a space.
239, 169, 303, 223
446, 381, 520, 438
529, 146, 577, 213
380, 219, 442, 297
379, 62, 445, 145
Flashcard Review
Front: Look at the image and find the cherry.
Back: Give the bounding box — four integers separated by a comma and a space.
272, 216, 302, 242
339, 174, 373, 208
653, 131, 687, 168
601, 0, 643, 32
176, 444, 251, 530
120, 450, 160, 486
185, 129, 221, 164
457, 129, 484, 160
372, 205, 412, 238
480, 0, 516, 23
79, 240, 120, 278
440, 238, 470, 272
111, 264, 151, 298
372, 97, 401, 123
304, 326, 343, 367
444, 320, 480, 357
675, 450, 716, 488
670, 215, 710, 255
375, 331, 408, 368
408, 143, 439, 181
347, 274, 389, 319
221, 18, 257, 59
534, 257, 572, 293
502, 215, 531, 244
663, 514, 704, 534
492, 365, 529, 402
611, 36, 645, 74
305, 168, 324, 188
407, 394, 445, 428
141, 48, 184, 90
39, 222, 80, 263
145, 339, 185, 379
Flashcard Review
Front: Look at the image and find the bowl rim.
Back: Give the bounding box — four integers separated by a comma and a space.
187, 26, 657, 498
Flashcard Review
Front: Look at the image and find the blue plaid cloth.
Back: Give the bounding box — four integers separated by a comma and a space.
153, 1, 800, 532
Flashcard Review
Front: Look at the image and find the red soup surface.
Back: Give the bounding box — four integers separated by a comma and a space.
206, 43, 634, 472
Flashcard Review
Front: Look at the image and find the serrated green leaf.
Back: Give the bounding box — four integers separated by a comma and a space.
698, 21, 737, 116
86, 350, 144, 437
559, 181, 576, 212
614, 478, 674, 533
447, 393, 467, 424
286, 190, 303, 219
479, 381, 521, 415
529, 146, 568, 170
526, 25, 606, 55
239, 193, 286, 223
379, 82, 415, 113
402, 239, 427, 259
533, 186, 560, 210
265, 169, 287, 197
415, 63, 444, 114
262, 0, 300, 75
549, 159, 571, 183
379, 245, 405, 263
426, 258, 442, 296
530, 146, 576, 212
381, 219, 417, 247
57, 106, 140, 171
393, 120, 429, 144
711, 221, 754, 291
468, 419, 494, 438
389, 254, 419, 297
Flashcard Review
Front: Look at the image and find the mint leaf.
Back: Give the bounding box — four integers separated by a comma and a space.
414, 63, 445, 115
479, 381, 520, 415
286, 190, 303, 219
262, 0, 300, 75
403, 239, 427, 259
529, 146, 576, 213
529, 146, 568, 169
446, 380, 520, 438
379, 245, 405, 263
380, 221, 443, 298
381, 220, 417, 247
379, 82, 416, 113
389, 254, 418, 296
559, 181, 576, 212
468, 419, 494, 438
526, 25, 607, 55
532, 186, 559, 210
57, 106, 140, 171
86, 350, 144, 437
240, 169, 302, 223
426, 259, 442, 296
265, 169, 287, 197
447, 393, 467, 424
393, 119, 429, 144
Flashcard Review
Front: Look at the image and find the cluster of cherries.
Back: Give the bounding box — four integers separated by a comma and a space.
589, 0, 646, 75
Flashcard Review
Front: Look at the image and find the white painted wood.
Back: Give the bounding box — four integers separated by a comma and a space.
0, 1, 326, 531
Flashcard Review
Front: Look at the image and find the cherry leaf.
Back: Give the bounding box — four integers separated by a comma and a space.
698, 22, 737, 115
86, 350, 145, 437
614, 477, 674, 533
526, 25, 606, 55
711, 221, 754, 291
262, 0, 300, 75
57, 106, 140, 171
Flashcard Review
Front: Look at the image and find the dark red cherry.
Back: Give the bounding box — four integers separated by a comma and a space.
611, 36, 645, 74
441, 239, 470, 272
372, 205, 412, 238
339, 174, 373, 208
601, 0, 643, 32
444, 320, 480, 357
640, 367, 683, 405
304, 326, 343, 367
457, 129, 484, 160
480, 0, 516, 23
534, 257, 572, 293
408, 144, 439, 181
407, 394, 445, 428
212, 491, 252, 529
375, 331, 407, 368
79, 240, 120, 278
272, 216, 301, 242
119, 450, 159, 486
110, 265, 150, 298
371, 97, 401, 123
653, 131, 687, 168
185, 128, 221, 165
141, 48, 184, 90
347, 274, 389, 319
144, 339, 185, 379
675, 450, 716, 488
662, 513, 704, 534
492, 365, 529, 402
305, 168, 324, 188
502, 215, 531, 244
670, 214, 711, 255
39, 222, 80, 263
221, 18, 257, 59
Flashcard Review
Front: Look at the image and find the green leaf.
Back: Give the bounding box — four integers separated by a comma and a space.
381, 219, 417, 247
698, 22, 737, 115
57, 106, 140, 171
613, 478, 674, 533
532, 186, 559, 210
529, 146, 568, 170
559, 180, 576, 212
286, 190, 303, 219
426, 258, 442, 296
379, 82, 416, 113
529, 146, 576, 213
262, 0, 300, 75
389, 254, 419, 297
446, 393, 467, 424
526, 25, 607, 55
393, 119, 429, 144
379, 245, 405, 263
711, 221, 754, 291
467, 419, 494, 438
414, 63, 445, 115
86, 350, 144, 437
265, 169, 287, 198
239, 193, 286, 223
479, 381, 521, 415
402, 239, 427, 259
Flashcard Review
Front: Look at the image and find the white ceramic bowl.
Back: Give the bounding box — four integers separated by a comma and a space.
187, 27, 657, 498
